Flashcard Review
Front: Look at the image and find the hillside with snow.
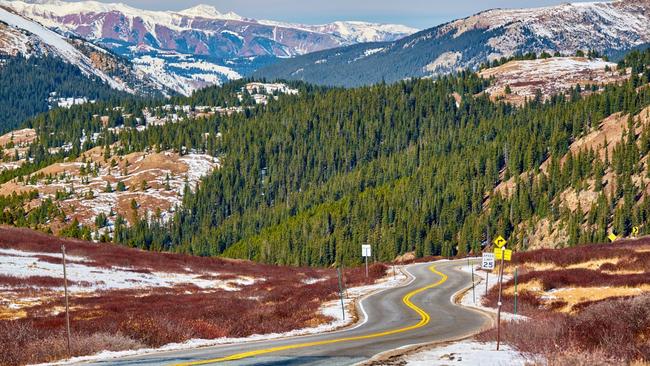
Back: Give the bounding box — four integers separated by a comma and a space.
1, 0, 417, 95
0, 6, 127, 91
255, 0, 650, 87
0, 82, 298, 236
478, 56, 628, 105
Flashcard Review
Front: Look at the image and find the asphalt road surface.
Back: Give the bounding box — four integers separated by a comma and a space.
83, 260, 491, 366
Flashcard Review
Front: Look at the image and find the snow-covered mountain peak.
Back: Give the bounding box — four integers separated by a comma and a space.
176, 4, 242, 21
0, 0, 418, 95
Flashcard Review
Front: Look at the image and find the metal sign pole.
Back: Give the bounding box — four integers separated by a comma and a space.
471, 263, 476, 304
62, 244, 71, 357
365, 255, 368, 278
496, 251, 505, 351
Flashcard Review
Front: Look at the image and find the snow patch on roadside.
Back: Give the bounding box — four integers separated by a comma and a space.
458, 262, 528, 322
404, 340, 527, 366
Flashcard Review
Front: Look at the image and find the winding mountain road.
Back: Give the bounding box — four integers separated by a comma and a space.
84, 260, 491, 366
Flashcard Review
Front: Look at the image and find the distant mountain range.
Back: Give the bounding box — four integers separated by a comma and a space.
0, 0, 416, 95
0, 6, 161, 94
255, 0, 650, 87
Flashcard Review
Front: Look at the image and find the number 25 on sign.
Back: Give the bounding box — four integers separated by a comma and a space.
481, 252, 495, 270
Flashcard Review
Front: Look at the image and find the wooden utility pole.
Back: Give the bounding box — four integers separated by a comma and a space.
61, 244, 71, 357
336, 267, 345, 320
514, 267, 519, 316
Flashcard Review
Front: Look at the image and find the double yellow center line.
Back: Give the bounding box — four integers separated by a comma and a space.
175, 264, 448, 365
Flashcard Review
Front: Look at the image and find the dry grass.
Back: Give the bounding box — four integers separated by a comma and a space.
478, 57, 628, 106
547, 285, 650, 313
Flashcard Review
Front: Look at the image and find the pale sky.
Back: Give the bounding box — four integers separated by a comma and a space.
95, 0, 604, 28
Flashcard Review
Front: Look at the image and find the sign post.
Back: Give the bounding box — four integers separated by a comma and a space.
492, 236, 512, 351
361, 245, 371, 278
482, 252, 495, 298
608, 232, 618, 242
471, 263, 476, 304
481, 252, 495, 270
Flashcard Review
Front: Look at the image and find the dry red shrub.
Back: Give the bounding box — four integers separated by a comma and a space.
0, 227, 388, 366
478, 295, 650, 363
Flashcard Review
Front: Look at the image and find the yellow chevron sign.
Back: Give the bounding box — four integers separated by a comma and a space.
493, 235, 507, 248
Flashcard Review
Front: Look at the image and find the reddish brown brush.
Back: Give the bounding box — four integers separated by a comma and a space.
0, 227, 388, 366
478, 295, 650, 363
0, 226, 329, 279
518, 268, 650, 290
512, 238, 650, 268
0, 275, 94, 288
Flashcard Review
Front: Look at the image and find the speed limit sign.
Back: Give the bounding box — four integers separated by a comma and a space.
482, 252, 495, 270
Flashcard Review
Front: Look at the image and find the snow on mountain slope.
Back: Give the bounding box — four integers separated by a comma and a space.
0, 19, 29, 55
3, 1, 416, 46
308, 21, 417, 44
0, 6, 128, 91
478, 57, 627, 105
1, 0, 417, 95
255, 0, 650, 87
435, 0, 650, 59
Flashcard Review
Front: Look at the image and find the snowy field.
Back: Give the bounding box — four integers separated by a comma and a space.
0, 248, 256, 293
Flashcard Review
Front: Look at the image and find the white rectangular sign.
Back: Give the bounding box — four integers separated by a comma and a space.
362, 244, 371, 257
482, 252, 495, 270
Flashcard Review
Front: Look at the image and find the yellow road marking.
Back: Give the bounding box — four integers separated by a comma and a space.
174, 264, 448, 365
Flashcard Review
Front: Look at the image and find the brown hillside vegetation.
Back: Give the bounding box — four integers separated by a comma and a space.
496, 106, 650, 199
479, 237, 650, 364
0, 146, 218, 234
0, 227, 386, 365
491, 104, 650, 249
479, 57, 628, 106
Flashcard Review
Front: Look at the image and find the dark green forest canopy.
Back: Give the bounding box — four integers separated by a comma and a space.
0, 55, 134, 133
121, 50, 650, 266
8, 48, 650, 267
